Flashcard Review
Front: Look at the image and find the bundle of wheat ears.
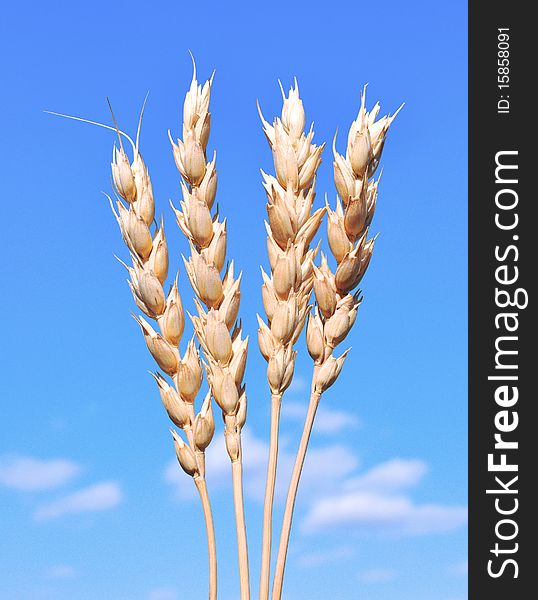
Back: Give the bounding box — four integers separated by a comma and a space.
54, 60, 400, 600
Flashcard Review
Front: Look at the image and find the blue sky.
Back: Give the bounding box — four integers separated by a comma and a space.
0, 1, 467, 599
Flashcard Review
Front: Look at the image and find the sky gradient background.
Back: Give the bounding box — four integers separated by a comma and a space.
0, 1, 467, 599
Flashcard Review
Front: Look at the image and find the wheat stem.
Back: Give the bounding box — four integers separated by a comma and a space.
259, 394, 282, 600
95, 97, 219, 600
66, 69, 400, 600
270, 89, 401, 599
172, 61, 251, 599
272, 371, 321, 600
194, 476, 218, 600
231, 455, 251, 600
196, 449, 207, 479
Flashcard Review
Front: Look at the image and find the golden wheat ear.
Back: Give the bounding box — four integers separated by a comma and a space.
256, 79, 326, 600
52, 91, 219, 599
271, 88, 401, 600
170, 58, 250, 600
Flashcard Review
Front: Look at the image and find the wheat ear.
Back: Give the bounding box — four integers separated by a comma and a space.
256, 81, 325, 600
170, 63, 251, 600
271, 87, 401, 600
104, 110, 218, 600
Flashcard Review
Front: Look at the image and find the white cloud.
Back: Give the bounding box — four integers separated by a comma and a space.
147, 588, 178, 600
358, 568, 396, 583
296, 545, 355, 568
165, 431, 465, 540
301, 457, 466, 535
34, 481, 123, 521
304, 491, 409, 531
165, 428, 274, 500
344, 459, 428, 492
300, 445, 359, 496
402, 503, 468, 535
0, 455, 80, 491
45, 564, 78, 579
164, 428, 358, 503
302, 491, 467, 535
282, 402, 360, 434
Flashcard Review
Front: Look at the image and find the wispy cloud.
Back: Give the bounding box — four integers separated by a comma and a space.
164, 428, 359, 503
165, 431, 465, 539
302, 456, 466, 535
344, 459, 428, 492
282, 402, 360, 434
0, 455, 80, 491
45, 564, 78, 579
147, 588, 178, 600
358, 568, 397, 583
303, 490, 467, 535
296, 545, 355, 568
34, 481, 123, 520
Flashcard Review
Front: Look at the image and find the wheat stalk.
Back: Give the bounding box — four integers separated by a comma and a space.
98, 105, 220, 600
270, 87, 402, 600
169, 62, 251, 600
256, 81, 325, 600
55, 67, 400, 600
